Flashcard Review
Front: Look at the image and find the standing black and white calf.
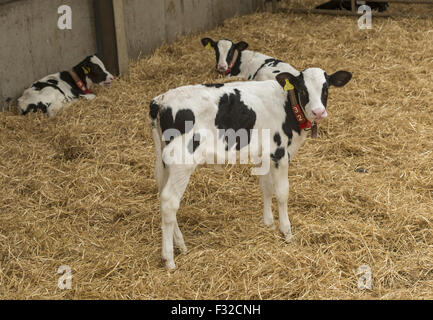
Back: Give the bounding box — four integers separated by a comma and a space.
201, 37, 299, 81
149, 68, 352, 269
18, 55, 114, 117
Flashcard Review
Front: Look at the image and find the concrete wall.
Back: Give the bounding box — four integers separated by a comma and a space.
0, 0, 263, 111
124, 0, 263, 58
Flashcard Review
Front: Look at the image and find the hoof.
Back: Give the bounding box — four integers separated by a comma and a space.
285, 233, 295, 243
263, 217, 275, 229
166, 260, 176, 270
178, 244, 188, 253
265, 222, 276, 230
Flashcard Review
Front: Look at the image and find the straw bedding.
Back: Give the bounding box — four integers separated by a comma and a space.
0, 2, 432, 299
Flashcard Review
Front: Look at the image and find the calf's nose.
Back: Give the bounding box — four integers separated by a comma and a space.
312, 108, 327, 119
217, 63, 227, 71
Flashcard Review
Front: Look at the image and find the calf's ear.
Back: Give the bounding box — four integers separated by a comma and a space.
201, 37, 215, 48
235, 41, 249, 51
328, 71, 352, 87
276, 72, 302, 90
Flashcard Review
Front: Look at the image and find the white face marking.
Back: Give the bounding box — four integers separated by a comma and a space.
216, 40, 233, 72
302, 68, 328, 121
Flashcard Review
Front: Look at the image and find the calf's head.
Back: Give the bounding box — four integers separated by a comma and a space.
276, 68, 352, 122
75, 55, 114, 87
201, 37, 248, 74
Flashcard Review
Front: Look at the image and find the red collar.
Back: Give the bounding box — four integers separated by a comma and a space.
69, 70, 93, 95
223, 50, 239, 76
286, 87, 318, 137
291, 103, 313, 130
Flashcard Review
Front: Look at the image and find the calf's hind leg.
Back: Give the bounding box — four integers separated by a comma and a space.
160, 164, 195, 269
174, 220, 187, 253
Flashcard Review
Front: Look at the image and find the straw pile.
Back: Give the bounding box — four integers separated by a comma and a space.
0, 2, 432, 299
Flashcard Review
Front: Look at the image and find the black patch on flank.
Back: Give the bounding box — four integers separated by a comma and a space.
59, 71, 83, 97
321, 82, 329, 108
204, 83, 224, 88
22, 102, 50, 115
32, 81, 66, 97
187, 133, 201, 154
215, 89, 256, 150
175, 109, 195, 133
252, 58, 281, 79
274, 132, 282, 146
271, 147, 285, 169
32, 82, 50, 91
149, 100, 160, 120
265, 58, 282, 67
160, 107, 195, 144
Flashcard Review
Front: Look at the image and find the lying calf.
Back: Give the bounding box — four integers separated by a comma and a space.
316, 1, 388, 12
150, 68, 352, 269
201, 37, 299, 81
18, 55, 114, 117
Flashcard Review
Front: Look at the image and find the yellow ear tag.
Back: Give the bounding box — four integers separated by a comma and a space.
82, 67, 90, 74
284, 79, 294, 91
205, 42, 212, 49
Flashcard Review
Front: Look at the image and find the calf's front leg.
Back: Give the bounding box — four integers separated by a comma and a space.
259, 173, 275, 228
270, 154, 293, 242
